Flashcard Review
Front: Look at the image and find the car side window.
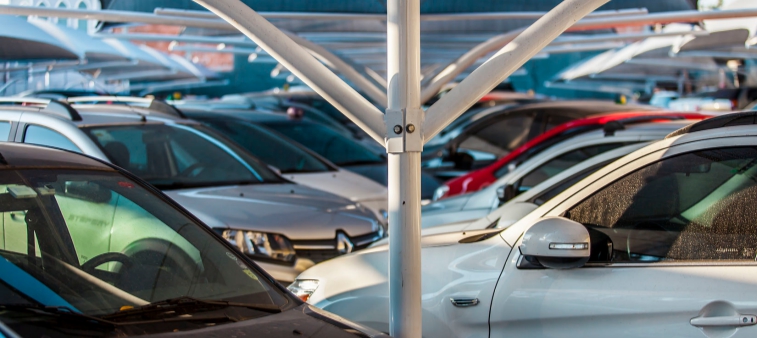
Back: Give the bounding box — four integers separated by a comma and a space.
565, 147, 757, 263
458, 114, 536, 160
23, 125, 81, 153
0, 122, 11, 141
530, 160, 613, 206
516, 143, 629, 194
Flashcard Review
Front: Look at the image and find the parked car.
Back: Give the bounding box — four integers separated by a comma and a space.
374, 142, 652, 243
292, 111, 757, 337
179, 109, 389, 223
0, 98, 384, 282
181, 108, 442, 202
435, 111, 710, 200
422, 119, 701, 229
421, 100, 655, 181
0, 142, 387, 338
669, 87, 757, 112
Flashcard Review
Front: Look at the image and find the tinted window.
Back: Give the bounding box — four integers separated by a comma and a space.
83, 124, 283, 189
0, 169, 287, 319
567, 147, 757, 263
518, 143, 628, 192
24, 125, 80, 152
0, 122, 10, 141
264, 122, 384, 166
531, 160, 612, 206
202, 120, 331, 173
458, 115, 537, 160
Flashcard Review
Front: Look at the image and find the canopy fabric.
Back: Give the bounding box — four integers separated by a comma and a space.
27, 18, 129, 63
0, 15, 78, 61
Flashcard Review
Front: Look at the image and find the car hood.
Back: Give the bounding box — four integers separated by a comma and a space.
147, 304, 388, 338
283, 169, 387, 203
164, 183, 380, 240
422, 194, 471, 214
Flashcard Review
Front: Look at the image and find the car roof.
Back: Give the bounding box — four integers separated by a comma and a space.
0, 142, 114, 171
180, 107, 314, 124
70, 104, 196, 126
666, 111, 757, 138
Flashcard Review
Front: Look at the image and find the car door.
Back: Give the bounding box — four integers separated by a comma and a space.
491, 143, 757, 338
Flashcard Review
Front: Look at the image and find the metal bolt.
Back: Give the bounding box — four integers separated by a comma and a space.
393, 125, 403, 134
406, 124, 415, 133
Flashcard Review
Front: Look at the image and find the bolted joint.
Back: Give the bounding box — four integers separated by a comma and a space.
385, 108, 423, 153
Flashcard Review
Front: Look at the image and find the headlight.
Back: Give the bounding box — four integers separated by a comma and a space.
220, 229, 296, 263
432, 185, 449, 201
288, 279, 320, 302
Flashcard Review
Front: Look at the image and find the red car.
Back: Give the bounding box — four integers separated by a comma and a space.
434, 111, 712, 200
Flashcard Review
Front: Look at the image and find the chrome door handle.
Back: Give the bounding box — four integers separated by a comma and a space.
690, 315, 757, 327
450, 298, 479, 307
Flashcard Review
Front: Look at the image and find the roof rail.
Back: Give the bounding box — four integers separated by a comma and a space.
603, 113, 710, 137
66, 96, 187, 119
666, 111, 757, 139
0, 97, 82, 121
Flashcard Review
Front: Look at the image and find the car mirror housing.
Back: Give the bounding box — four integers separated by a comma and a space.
519, 216, 590, 269
496, 184, 518, 205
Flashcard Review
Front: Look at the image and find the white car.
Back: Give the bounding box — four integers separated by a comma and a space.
421, 120, 695, 230
408, 142, 651, 238
291, 111, 757, 337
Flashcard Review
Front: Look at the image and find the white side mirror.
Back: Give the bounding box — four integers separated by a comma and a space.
519, 216, 590, 269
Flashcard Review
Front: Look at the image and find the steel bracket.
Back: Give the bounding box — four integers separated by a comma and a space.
385, 107, 424, 153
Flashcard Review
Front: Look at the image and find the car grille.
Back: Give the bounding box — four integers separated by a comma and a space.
291, 231, 382, 264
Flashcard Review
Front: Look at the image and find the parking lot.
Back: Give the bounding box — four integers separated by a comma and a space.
1, 0, 757, 337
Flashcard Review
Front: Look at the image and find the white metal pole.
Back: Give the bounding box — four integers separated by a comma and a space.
386, 0, 422, 336
193, 0, 386, 144
423, 0, 610, 141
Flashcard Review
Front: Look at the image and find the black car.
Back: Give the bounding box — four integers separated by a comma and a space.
181, 109, 442, 201
422, 100, 655, 180
0, 143, 387, 338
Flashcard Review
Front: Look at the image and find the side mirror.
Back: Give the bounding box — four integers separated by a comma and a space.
450, 152, 474, 170
519, 216, 590, 269
496, 184, 518, 205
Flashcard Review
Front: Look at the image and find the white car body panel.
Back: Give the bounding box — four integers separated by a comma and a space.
297, 124, 757, 337
492, 126, 757, 337
284, 169, 388, 222
299, 229, 511, 337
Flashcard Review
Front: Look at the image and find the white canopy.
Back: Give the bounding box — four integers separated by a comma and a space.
0, 15, 78, 61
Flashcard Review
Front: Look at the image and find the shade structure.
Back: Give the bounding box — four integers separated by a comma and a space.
672, 0, 757, 60
27, 18, 130, 63
0, 15, 78, 61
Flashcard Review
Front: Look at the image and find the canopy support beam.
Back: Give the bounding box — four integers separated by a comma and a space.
420, 7, 757, 104
193, 0, 386, 144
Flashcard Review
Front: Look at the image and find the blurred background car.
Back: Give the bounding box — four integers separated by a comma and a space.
179, 109, 390, 222
0, 97, 384, 282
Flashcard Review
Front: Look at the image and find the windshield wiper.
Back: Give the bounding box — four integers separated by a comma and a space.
0, 303, 116, 327
100, 296, 281, 322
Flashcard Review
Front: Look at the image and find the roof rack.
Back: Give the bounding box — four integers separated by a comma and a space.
666, 111, 757, 139
66, 96, 187, 119
0, 97, 82, 121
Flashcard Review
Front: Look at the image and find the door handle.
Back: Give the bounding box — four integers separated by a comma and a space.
450, 298, 479, 307
690, 315, 757, 327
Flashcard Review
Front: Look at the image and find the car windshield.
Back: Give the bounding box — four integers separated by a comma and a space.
0, 169, 288, 329
199, 119, 333, 174
263, 121, 385, 166
82, 124, 284, 189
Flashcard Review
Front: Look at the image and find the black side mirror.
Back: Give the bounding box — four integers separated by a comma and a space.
450, 152, 474, 170
496, 184, 518, 205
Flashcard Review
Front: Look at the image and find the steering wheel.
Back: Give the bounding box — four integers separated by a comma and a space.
178, 162, 207, 178
81, 252, 134, 274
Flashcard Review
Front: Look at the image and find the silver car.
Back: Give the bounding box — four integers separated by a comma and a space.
0, 97, 384, 282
